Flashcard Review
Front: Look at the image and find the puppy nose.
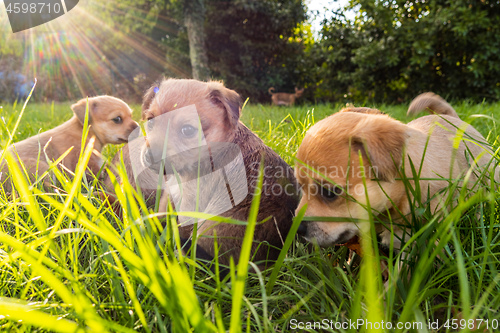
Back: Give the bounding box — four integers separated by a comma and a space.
297, 223, 307, 236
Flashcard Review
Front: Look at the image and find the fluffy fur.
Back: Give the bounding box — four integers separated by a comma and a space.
339, 106, 385, 115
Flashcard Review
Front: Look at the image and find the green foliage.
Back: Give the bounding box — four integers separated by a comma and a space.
305, 12, 362, 103
86, 0, 308, 101
157, 0, 308, 101
203, 0, 307, 102
4, 0, 500, 104
313, 0, 500, 103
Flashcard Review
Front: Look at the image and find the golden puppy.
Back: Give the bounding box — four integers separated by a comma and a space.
0, 96, 138, 188
268, 87, 304, 106
295, 93, 496, 250
109, 79, 299, 266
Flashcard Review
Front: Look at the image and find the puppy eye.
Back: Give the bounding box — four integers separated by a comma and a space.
320, 185, 342, 202
112, 116, 122, 124
146, 117, 154, 132
181, 124, 197, 138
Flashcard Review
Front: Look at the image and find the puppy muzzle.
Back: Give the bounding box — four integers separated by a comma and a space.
140, 145, 171, 174
297, 223, 307, 237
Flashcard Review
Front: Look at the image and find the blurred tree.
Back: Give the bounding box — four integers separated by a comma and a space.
162, 0, 307, 102
306, 11, 361, 103
351, 0, 500, 101
184, 0, 210, 80
205, 0, 307, 102
91, 0, 209, 81
315, 0, 500, 103
91, 0, 307, 102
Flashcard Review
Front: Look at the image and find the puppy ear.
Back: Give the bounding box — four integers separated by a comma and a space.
142, 78, 164, 120
142, 85, 156, 120
71, 98, 93, 124
352, 118, 408, 182
208, 83, 242, 129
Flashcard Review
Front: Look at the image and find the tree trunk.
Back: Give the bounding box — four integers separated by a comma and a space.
184, 0, 210, 80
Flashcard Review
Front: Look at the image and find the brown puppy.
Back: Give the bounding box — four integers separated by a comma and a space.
295, 93, 496, 250
0, 96, 138, 189
268, 87, 304, 106
109, 79, 300, 266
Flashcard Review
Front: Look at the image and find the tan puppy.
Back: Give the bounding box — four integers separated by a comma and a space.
268, 87, 304, 106
0, 96, 138, 188
295, 93, 496, 250
109, 79, 299, 266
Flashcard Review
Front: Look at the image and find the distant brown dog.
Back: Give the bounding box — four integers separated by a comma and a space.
295, 93, 496, 250
108, 79, 300, 266
0, 96, 138, 189
268, 87, 304, 106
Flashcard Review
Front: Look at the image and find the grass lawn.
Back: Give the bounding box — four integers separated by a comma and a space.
0, 98, 500, 332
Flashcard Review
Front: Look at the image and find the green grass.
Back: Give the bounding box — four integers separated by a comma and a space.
0, 98, 499, 332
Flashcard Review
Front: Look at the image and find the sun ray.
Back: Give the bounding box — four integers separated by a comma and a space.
3, 0, 191, 102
